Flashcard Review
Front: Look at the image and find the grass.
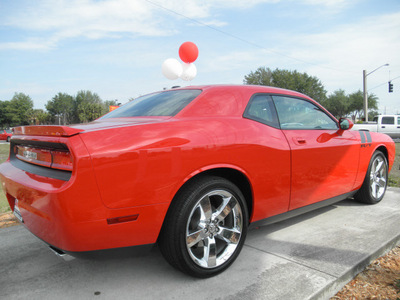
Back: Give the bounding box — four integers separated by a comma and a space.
0, 141, 399, 214
389, 141, 400, 188
0, 143, 10, 213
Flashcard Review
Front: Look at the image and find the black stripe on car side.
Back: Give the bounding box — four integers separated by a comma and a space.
359, 131, 366, 143
365, 131, 372, 143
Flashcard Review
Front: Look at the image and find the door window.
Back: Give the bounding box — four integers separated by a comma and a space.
273, 96, 337, 130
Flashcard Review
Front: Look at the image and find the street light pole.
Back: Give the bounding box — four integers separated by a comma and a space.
363, 70, 368, 122
363, 63, 389, 122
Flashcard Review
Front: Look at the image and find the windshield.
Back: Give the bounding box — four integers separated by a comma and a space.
101, 89, 201, 119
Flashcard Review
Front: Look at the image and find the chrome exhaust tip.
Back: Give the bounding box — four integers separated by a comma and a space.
48, 246, 75, 261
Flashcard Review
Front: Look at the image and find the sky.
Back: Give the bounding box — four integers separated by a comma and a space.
1, 0, 400, 114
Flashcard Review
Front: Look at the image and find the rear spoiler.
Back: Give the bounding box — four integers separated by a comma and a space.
13, 126, 84, 137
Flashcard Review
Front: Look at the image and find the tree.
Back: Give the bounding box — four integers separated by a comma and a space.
46, 93, 74, 125
244, 67, 273, 86
102, 100, 119, 115
0, 101, 11, 128
323, 90, 350, 119
30, 109, 51, 125
6, 93, 34, 126
75, 90, 103, 123
244, 67, 327, 103
348, 90, 378, 122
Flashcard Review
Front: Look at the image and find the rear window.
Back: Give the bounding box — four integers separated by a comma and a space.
382, 117, 395, 125
101, 90, 201, 119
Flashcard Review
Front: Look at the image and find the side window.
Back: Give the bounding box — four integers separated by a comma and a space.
382, 117, 395, 125
273, 96, 338, 130
243, 94, 279, 128
397, 117, 400, 125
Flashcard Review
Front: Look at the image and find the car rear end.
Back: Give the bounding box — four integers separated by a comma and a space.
0, 126, 102, 251
0, 89, 211, 255
0, 125, 164, 253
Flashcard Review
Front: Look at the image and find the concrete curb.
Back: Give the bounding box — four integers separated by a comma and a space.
312, 233, 400, 299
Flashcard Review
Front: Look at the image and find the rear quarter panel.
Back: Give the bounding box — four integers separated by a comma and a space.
80, 116, 292, 223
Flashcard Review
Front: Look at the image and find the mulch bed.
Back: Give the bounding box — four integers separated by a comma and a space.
332, 245, 400, 299
0, 212, 20, 229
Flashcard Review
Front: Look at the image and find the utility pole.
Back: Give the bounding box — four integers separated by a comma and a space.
363, 70, 368, 122
363, 64, 389, 122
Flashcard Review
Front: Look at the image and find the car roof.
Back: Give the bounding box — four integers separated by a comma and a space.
170, 84, 311, 99
173, 84, 317, 118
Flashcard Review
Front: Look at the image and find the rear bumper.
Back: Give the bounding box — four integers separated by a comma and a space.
0, 160, 169, 252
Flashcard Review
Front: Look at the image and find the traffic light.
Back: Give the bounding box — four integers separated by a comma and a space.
388, 81, 393, 93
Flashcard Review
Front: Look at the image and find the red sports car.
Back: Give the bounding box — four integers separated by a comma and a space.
0, 85, 395, 277
0, 129, 12, 142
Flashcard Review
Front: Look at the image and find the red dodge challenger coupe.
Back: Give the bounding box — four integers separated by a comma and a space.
0, 85, 395, 277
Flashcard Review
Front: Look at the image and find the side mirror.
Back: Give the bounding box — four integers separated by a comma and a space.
339, 118, 354, 130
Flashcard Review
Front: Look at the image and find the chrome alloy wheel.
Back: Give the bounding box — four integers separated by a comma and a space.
186, 190, 243, 269
369, 154, 387, 199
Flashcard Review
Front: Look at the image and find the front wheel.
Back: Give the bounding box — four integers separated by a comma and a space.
355, 150, 388, 204
159, 176, 248, 278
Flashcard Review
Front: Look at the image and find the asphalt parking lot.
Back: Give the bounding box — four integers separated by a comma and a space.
1, 187, 399, 299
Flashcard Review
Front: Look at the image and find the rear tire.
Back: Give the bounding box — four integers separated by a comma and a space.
159, 176, 248, 278
354, 150, 388, 204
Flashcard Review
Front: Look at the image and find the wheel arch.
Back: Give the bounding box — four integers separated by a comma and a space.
375, 145, 389, 163
159, 167, 254, 240
192, 168, 254, 220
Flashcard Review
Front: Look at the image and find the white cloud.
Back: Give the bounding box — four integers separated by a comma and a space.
0, 0, 289, 51
302, 0, 350, 8
280, 11, 400, 79
0, 39, 56, 51
196, 9, 400, 112
0, 0, 355, 52
1, 0, 175, 50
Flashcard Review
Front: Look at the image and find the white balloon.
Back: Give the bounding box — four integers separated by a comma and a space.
180, 63, 197, 81
162, 58, 183, 80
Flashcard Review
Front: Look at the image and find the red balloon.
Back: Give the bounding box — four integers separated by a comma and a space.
179, 42, 199, 63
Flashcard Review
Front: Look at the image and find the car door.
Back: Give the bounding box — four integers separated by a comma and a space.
243, 94, 291, 219
272, 95, 360, 210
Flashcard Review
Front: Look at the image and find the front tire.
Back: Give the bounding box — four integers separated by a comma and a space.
355, 150, 388, 204
159, 176, 248, 278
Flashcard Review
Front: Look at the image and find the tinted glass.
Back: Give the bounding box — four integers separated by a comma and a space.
273, 96, 337, 130
243, 94, 279, 128
382, 117, 395, 125
101, 90, 201, 119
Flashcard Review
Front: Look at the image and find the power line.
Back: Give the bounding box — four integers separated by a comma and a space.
389, 75, 400, 82
369, 82, 387, 91
143, 0, 358, 74
369, 75, 400, 91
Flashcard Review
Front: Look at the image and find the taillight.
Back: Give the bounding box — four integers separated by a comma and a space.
51, 150, 73, 171
15, 146, 73, 171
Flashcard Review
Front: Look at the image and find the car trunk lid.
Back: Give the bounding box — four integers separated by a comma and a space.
13, 117, 172, 137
